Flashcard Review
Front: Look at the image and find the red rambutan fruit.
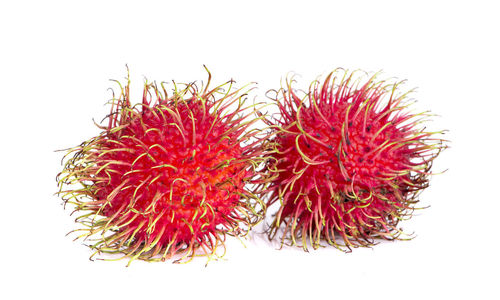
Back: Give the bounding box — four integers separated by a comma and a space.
57, 68, 271, 264
264, 69, 446, 251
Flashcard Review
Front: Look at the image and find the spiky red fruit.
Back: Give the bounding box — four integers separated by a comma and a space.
265, 70, 445, 250
57, 70, 269, 264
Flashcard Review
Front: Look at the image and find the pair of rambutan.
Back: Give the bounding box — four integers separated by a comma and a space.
57, 67, 445, 264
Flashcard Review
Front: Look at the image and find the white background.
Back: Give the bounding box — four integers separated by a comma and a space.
1, 0, 498, 299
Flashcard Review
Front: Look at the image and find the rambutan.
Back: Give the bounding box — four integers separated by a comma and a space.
57, 68, 271, 264
264, 69, 446, 250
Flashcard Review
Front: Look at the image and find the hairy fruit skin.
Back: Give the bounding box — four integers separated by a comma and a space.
57, 70, 270, 264
265, 70, 445, 250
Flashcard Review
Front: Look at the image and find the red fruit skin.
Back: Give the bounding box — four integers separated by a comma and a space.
57, 72, 269, 264
265, 70, 445, 250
